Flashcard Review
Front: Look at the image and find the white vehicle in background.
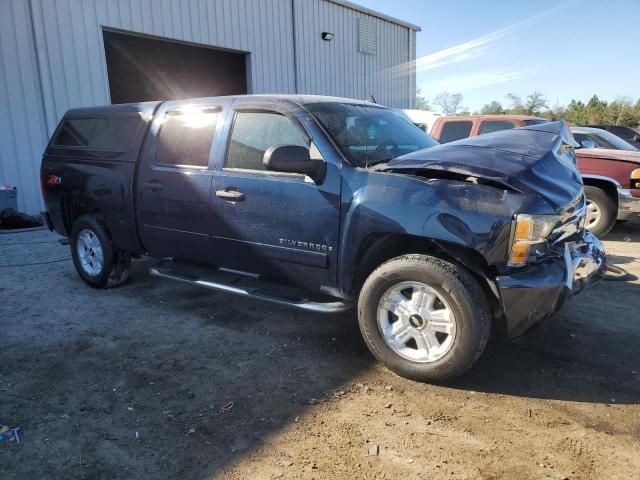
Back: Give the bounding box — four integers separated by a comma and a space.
401, 109, 442, 133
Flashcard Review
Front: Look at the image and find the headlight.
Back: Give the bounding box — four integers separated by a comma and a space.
508, 214, 560, 266
631, 168, 640, 189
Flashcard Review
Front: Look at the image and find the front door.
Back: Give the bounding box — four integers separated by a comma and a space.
137, 99, 227, 262
210, 101, 342, 292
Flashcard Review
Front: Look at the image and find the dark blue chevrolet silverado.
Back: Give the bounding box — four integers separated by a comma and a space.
41, 95, 606, 382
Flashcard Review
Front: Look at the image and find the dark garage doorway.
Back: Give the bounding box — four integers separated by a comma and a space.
103, 29, 248, 104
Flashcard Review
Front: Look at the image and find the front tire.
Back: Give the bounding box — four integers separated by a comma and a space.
357, 254, 491, 382
584, 186, 616, 237
70, 215, 131, 289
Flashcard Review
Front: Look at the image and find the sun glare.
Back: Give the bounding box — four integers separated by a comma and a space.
177, 105, 218, 128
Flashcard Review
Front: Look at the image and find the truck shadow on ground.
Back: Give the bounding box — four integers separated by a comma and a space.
125, 256, 640, 419
125, 248, 640, 413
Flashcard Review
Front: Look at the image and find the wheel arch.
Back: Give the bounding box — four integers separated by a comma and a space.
59, 193, 142, 254
60, 193, 101, 236
350, 232, 503, 326
581, 175, 619, 209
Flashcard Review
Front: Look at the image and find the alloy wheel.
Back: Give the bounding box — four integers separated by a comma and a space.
377, 281, 457, 363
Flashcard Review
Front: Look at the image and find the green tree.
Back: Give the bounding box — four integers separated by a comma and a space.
506, 92, 548, 116
585, 95, 609, 124
542, 102, 566, 121
608, 97, 636, 126
564, 99, 587, 125
506, 93, 525, 114
480, 101, 505, 115
524, 91, 548, 116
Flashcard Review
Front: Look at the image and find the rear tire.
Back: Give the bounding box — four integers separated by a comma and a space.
584, 186, 616, 237
70, 215, 131, 289
357, 254, 491, 382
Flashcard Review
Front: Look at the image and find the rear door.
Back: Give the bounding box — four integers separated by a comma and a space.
209, 99, 342, 292
137, 98, 230, 262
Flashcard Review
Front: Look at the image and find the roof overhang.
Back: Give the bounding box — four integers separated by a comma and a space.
326, 0, 421, 31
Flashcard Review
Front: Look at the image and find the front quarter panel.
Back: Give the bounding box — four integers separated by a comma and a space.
338, 168, 544, 294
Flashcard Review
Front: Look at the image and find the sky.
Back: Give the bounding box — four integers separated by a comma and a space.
356, 0, 640, 112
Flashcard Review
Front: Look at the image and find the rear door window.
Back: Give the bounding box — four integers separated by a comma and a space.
438, 121, 473, 143
226, 111, 308, 171
478, 120, 516, 135
53, 116, 141, 150
155, 109, 219, 168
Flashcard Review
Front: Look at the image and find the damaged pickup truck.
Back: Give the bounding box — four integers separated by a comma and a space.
41, 95, 605, 382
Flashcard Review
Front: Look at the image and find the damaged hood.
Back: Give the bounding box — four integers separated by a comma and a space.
379, 121, 583, 210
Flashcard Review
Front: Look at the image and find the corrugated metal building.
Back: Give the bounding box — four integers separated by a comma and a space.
0, 0, 419, 214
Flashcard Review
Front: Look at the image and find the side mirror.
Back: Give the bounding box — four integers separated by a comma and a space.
633, 134, 640, 142
580, 139, 596, 149
263, 145, 325, 180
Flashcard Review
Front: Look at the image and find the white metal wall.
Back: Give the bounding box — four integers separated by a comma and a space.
0, 0, 50, 214
294, 0, 415, 109
0, 0, 417, 213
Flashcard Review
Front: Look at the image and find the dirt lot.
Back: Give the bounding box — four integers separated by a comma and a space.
1, 220, 639, 479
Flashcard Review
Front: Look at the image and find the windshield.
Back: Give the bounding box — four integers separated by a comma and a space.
591, 129, 638, 151
304, 102, 438, 167
575, 130, 638, 151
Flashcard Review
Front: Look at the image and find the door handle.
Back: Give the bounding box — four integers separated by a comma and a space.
216, 189, 245, 201
143, 180, 163, 191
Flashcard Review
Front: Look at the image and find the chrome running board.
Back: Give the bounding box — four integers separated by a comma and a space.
149, 260, 351, 314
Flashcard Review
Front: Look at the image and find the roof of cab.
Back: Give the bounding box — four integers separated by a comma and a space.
63, 94, 379, 118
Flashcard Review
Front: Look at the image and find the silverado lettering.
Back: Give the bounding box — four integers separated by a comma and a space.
280, 238, 333, 252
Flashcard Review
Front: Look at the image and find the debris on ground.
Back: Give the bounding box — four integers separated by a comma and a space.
0, 425, 21, 444
368, 444, 379, 456
0, 208, 42, 230
219, 401, 235, 413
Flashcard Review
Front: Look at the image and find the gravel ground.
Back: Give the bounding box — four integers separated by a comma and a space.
1, 220, 639, 479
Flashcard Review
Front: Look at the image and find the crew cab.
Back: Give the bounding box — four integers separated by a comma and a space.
432, 114, 640, 236
41, 95, 605, 382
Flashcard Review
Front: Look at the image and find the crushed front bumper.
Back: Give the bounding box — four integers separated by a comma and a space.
495, 230, 606, 338
617, 188, 640, 221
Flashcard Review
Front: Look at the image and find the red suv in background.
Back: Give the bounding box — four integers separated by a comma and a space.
430, 115, 640, 236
